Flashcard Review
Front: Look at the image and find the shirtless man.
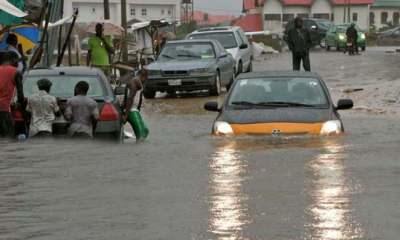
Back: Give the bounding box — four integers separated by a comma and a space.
123, 69, 149, 142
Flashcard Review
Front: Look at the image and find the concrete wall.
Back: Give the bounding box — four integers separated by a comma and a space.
370, 7, 400, 30
333, 5, 369, 31
262, 0, 283, 32
283, 6, 310, 18
311, 0, 332, 17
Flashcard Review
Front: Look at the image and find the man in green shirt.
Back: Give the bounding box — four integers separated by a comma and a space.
87, 23, 114, 82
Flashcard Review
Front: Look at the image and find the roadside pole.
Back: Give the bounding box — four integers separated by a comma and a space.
104, 0, 110, 20
121, 0, 128, 63
344, 0, 347, 22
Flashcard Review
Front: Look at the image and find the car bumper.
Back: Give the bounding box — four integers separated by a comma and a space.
337, 39, 366, 47
146, 75, 214, 92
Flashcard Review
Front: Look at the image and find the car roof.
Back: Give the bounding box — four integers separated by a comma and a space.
25, 66, 102, 77
237, 71, 322, 80
191, 26, 241, 34
166, 39, 219, 44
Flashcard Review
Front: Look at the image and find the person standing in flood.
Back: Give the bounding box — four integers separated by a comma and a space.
287, 17, 313, 71
123, 69, 149, 142
87, 23, 114, 83
26, 79, 63, 138
0, 51, 24, 138
64, 81, 99, 139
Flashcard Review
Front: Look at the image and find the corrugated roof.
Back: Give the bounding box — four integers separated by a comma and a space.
371, 1, 400, 7
183, 11, 235, 26
329, 0, 373, 4
243, 0, 258, 11
259, 0, 372, 5
234, 13, 263, 32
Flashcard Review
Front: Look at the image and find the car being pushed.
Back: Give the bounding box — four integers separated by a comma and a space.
12, 67, 124, 142
144, 39, 236, 98
204, 71, 353, 136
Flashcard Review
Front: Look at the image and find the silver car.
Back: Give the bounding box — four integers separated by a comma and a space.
144, 40, 236, 98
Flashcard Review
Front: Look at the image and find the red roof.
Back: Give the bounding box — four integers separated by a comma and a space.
183, 11, 234, 26
243, 0, 258, 11
234, 14, 263, 32
281, 0, 314, 4
330, 0, 373, 4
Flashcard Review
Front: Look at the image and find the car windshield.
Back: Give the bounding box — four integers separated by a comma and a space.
316, 20, 332, 29
228, 77, 329, 108
337, 25, 361, 33
157, 42, 215, 61
23, 76, 106, 98
189, 32, 238, 49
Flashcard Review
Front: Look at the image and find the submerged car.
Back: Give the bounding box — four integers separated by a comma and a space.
12, 67, 124, 142
145, 39, 236, 98
326, 23, 366, 51
204, 71, 353, 136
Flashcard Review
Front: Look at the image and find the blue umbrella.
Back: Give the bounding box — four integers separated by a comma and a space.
0, 23, 39, 53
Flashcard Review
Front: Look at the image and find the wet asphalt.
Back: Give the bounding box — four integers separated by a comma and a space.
1, 50, 400, 240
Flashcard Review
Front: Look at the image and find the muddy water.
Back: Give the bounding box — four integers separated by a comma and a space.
1, 51, 400, 239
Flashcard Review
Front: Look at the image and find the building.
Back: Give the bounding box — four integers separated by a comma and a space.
181, 11, 235, 26
370, 0, 400, 30
243, 0, 373, 33
63, 0, 181, 25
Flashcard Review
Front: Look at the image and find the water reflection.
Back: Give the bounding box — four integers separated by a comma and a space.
306, 140, 363, 239
209, 140, 249, 239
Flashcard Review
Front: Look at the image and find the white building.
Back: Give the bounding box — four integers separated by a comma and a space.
370, 0, 400, 30
63, 0, 181, 24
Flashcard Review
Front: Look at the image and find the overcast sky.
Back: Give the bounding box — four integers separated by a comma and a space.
194, 0, 243, 16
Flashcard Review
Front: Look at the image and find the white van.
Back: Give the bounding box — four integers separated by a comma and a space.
188, 26, 252, 76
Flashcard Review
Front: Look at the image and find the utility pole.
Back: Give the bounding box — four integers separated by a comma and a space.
121, 0, 128, 63
343, 0, 347, 23
348, 0, 351, 23
104, 0, 110, 19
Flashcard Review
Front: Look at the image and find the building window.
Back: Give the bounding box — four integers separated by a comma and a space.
142, 9, 147, 16
313, 13, 329, 20
168, 10, 172, 15
352, 13, 357, 21
297, 13, 309, 19
370, 12, 375, 24
131, 8, 135, 16
381, 12, 388, 23
161, 9, 165, 15
92, 8, 96, 14
331, 13, 334, 21
393, 12, 399, 24
264, 14, 281, 21
282, 14, 294, 22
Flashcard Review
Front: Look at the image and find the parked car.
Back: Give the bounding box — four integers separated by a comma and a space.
283, 18, 332, 48
144, 39, 236, 98
377, 27, 400, 39
204, 71, 353, 136
187, 26, 252, 76
325, 23, 366, 51
80, 37, 89, 51
12, 67, 124, 142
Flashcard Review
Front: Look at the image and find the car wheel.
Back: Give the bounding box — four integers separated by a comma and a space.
336, 42, 340, 51
319, 36, 326, 48
237, 62, 243, 76
247, 61, 253, 72
362, 46, 366, 51
210, 71, 221, 96
143, 88, 156, 99
226, 71, 235, 91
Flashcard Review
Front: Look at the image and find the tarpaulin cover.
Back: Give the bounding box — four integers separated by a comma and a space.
0, 0, 25, 25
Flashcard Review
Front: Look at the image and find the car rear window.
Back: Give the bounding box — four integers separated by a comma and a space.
189, 32, 238, 49
228, 77, 329, 107
23, 76, 106, 98
337, 25, 361, 33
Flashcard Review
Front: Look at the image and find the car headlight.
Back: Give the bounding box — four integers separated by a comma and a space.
191, 68, 212, 75
339, 35, 345, 40
214, 121, 234, 135
320, 120, 342, 136
148, 70, 162, 76
361, 34, 366, 39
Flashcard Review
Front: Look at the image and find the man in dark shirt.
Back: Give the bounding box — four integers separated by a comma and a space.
287, 17, 313, 71
345, 22, 360, 55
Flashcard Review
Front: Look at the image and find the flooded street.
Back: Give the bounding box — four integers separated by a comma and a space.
2, 51, 400, 239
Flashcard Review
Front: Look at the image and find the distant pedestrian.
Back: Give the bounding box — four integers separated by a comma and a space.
123, 69, 149, 142
26, 78, 63, 138
87, 23, 114, 83
345, 22, 360, 55
0, 51, 24, 138
155, 37, 167, 54
64, 81, 99, 139
287, 17, 313, 71
5, 34, 28, 72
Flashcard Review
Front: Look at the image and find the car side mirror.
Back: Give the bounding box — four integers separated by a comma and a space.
239, 43, 248, 49
219, 52, 229, 59
331, 30, 336, 33
114, 86, 125, 95
204, 101, 220, 112
311, 25, 317, 29
336, 99, 353, 110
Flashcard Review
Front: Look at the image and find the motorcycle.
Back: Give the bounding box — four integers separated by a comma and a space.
347, 39, 355, 56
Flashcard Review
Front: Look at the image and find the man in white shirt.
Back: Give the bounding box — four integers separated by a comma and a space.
5, 34, 27, 72
26, 78, 63, 138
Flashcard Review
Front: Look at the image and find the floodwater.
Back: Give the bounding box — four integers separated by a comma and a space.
1, 51, 400, 239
